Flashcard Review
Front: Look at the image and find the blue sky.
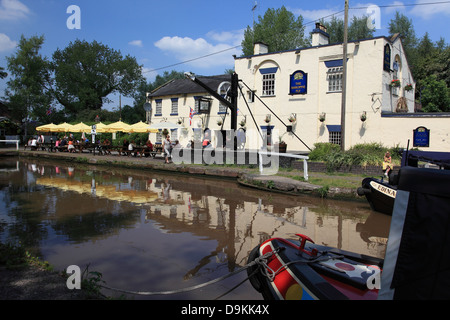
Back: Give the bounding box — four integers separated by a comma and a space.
1, 0, 450, 111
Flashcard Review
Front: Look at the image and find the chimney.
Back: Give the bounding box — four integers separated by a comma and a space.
254, 42, 269, 55
311, 22, 329, 47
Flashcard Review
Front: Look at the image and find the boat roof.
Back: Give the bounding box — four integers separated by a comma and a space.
402, 150, 450, 169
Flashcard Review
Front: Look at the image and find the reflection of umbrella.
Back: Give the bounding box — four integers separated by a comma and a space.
53, 122, 75, 132
71, 122, 91, 133
148, 121, 183, 130
36, 123, 59, 132
37, 177, 158, 204
130, 121, 158, 133
104, 120, 132, 133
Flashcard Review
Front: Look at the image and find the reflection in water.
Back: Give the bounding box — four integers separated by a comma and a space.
0, 158, 391, 299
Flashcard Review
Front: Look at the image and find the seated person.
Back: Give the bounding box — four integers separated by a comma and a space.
101, 138, 111, 155
67, 138, 75, 153
144, 139, 153, 157
128, 140, 135, 156
383, 151, 393, 177
122, 139, 129, 155
30, 137, 38, 150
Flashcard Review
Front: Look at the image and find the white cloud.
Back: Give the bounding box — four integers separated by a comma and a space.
0, 33, 17, 52
409, 0, 450, 19
129, 40, 143, 47
206, 29, 244, 46
292, 8, 340, 22
154, 34, 241, 69
0, 0, 30, 21
385, 1, 406, 14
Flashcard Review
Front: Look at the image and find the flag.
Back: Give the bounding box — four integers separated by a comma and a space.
46, 107, 52, 116
189, 107, 196, 126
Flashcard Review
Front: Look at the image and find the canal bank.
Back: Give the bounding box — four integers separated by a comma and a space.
1, 148, 361, 200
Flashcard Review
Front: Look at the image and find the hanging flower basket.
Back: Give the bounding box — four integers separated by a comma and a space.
390, 79, 401, 88
264, 115, 271, 123
360, 112, 367, 122
288, 115, 296, 123
319, 113, 326, 122
217, 119, 223, 126
240, 120, 246, 127
404, 84, 413, 92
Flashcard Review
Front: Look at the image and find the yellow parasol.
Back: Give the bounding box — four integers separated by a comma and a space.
36, 123, 59, 132
70, 122, 91, 133
103, 120, 132, 133
130, 121, 158, 133
92, 122, 109, 133
53, 122, 75, 132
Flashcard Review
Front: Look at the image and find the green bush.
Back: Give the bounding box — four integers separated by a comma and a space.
308, 142, 340, 161
309, 142, 403, 172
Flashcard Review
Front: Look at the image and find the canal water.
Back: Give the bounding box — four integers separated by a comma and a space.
0, 158, 391, 300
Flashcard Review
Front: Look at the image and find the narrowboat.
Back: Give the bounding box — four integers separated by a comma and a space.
357, 150, 450, 215
248, 166, 450, 300
247, 234, 382, 300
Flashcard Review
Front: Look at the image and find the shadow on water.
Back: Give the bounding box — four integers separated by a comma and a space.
0, 158, 391, 300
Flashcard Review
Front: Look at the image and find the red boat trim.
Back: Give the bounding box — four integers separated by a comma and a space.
259, 240, 318, 300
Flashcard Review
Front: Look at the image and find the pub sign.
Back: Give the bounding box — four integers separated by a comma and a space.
413, 126, 430, 147
289, 70, 307, 95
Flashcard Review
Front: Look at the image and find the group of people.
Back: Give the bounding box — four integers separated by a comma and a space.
121, 138, 156, 157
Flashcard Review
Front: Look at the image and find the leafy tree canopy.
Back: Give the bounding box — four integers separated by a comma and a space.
52, 39, 144, 117
4, 35, 53, 126
241, 6, 310, 56
322, 15, 375, 44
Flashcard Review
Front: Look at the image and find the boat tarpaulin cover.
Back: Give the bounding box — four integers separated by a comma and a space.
402, 150, 450, 169
379, 167, 450, 299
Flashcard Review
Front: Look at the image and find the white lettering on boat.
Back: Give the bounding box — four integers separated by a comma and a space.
369, 181, 397, 199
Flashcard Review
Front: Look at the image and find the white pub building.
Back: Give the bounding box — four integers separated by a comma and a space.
147, 24, 449, 153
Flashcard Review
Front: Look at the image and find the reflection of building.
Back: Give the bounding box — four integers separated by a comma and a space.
144, 178, 388, 261
33, 164, 388, 274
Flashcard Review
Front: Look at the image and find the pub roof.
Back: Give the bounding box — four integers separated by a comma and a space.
148, 74, 231, 98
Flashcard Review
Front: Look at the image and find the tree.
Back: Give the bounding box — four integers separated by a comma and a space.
241, 6, 310, 56
132, 70, 186, 111
4, 35, 53, 131
322, 16, 344, 44
0, 66, 7, 79
52, 40, 144, 118
420, 75, 450, 112
348, 15, 375, 41
323, 15, 374, 44
388, 11, 418, 72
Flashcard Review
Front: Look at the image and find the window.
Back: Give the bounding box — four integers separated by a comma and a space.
156, 132, 162, 144
327, 67, 343, 92
171, 98, 178, 115
262, 73, 275, 96
171, 129, 178, 141
155, 99, 162, 116
329, 131, 341, 145
247, 90, 255, 102
327, 125, 341, 146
